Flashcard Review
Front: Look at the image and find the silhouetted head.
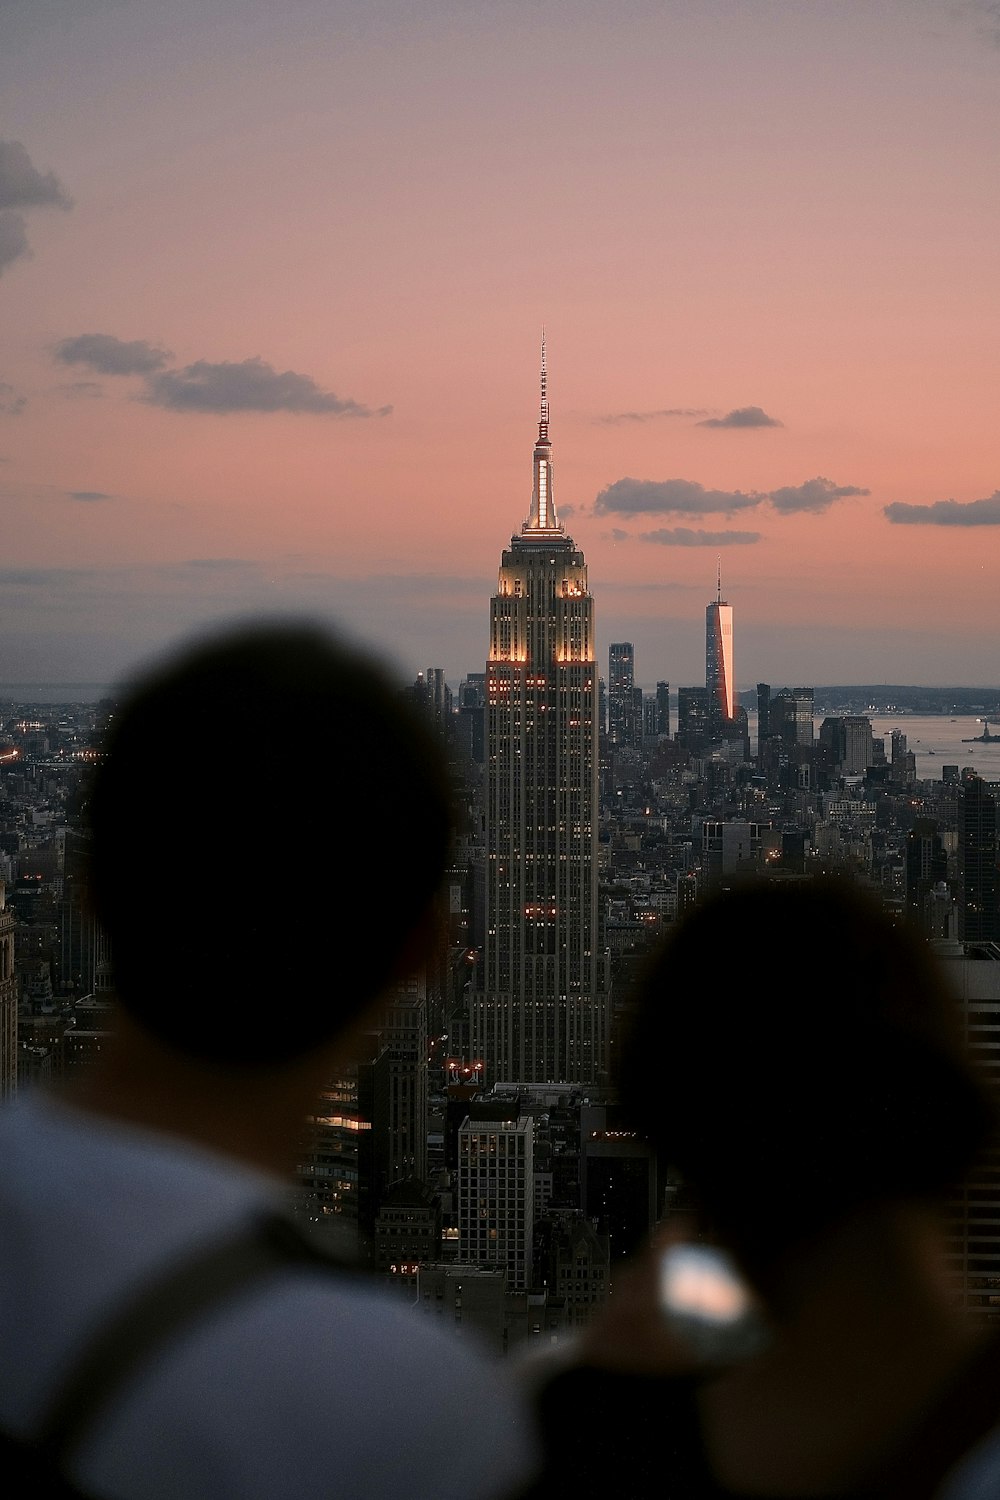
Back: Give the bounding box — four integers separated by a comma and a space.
621, 880, 992, 1289
88, 621, 452, 1069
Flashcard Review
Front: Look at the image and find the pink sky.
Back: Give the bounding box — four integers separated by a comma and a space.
1, 0, 999, 688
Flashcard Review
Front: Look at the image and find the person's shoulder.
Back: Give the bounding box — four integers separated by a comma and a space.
939, 1430, 1000, 1500
85, 1267, 537, 1500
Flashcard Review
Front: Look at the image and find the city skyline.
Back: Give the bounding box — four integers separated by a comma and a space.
2, 2, 1000, 686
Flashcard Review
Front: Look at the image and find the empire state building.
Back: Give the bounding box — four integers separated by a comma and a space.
471, 344, 609, 1085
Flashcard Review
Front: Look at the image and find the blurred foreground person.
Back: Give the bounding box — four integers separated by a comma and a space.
532, 882, 1000, 1499
0, 623, 534, 1500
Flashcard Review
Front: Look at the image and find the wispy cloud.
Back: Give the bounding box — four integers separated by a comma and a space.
769, 477, 869, 513
0, 140, 72, 276
640, 528, 762, 547
0, 141, 72, 212
145, 358, 390, 417
67, 490, 113, 503
0, 383, 26, 416
594, 474, 867, 521
54, 333, 172, 376
51, 333, 389, 418
697, 405, 782, 429
58, 380, 104, 399
596, 408, 709, 425
885, 491, 1000, 526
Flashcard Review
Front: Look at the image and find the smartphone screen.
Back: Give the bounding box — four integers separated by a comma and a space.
658, 1243, 767, 1362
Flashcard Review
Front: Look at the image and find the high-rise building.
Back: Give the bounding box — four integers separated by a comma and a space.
705, 566, 734, 737
458, 1113, 534, 1290
676, 686, 710, 752
959, 774, 999, 943
608, 643, 638, 749
756, 683, 771, 749
905, 819, 948, 934
372, 973, 429, 1194
843, 715, 874, 775
770, 688, 815, 748
471, 342, 609, 1085
655, 682, 670, 739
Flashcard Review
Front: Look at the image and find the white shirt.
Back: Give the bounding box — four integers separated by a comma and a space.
0, 1092, 536, 1500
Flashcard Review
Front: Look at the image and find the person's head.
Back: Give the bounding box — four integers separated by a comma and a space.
88, 621, 452, 1071
621, 880, 993, 1289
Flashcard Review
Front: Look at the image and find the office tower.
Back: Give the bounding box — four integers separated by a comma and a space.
905, 819, 948, 934
472, 342, 608, 1085
890, 729, 917, 786
608, 643, 638, 748
705, 565, 734, 737
372, 974, 429, 1193
296, 1065, 373, 1252
843, 716, 874, 776
959, 774, 999, 943
581, 1102, 657, 1262
641, 694, 659, 748
676, 686, 710, 751
934, 943, 1000, 1318
770, 688, 815, 747
0, 883, 15, 1101
655, 682, 670, 739
702, 821, 763, 885
411, 668, 452, 734
819, 716, 847, 767
457, 674, 486, 763
756, 683, 771, 749
458, 1113, 534, 1290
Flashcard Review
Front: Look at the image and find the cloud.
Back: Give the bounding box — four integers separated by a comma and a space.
144, 357, 390, 416
0, 212, 30, 275
884, 491, 1000, 526
0, 383, 26, 416
597, 408, 709, 425
769, 477, 869, 513
610, 528, 628, 542
640, 528, 762, 547
697, 406, 782, 429
52, 334, 390, 420
595, 477, 763, 516
67, 491, 113, 503
54, 333, 172, 376
595, 473, 868, 525
59, 380, 104, 399
0, 141, 71, 277
0, 140, 72, 211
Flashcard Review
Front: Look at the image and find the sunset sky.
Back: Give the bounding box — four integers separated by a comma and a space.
2, 0, 999, 689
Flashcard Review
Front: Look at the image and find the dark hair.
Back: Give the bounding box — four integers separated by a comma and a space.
88, 621, 452, 1067
620, 880, 992, 1284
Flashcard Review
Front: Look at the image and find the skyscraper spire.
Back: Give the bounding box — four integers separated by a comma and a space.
538, 329, 549, 444
717, 556, 722, 604
525, 330, 561, 533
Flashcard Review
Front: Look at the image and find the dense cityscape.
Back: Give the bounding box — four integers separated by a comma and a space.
2, 366, 999, 1356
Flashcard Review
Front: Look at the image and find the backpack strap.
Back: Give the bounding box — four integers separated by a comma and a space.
36, 1212, 347, 1474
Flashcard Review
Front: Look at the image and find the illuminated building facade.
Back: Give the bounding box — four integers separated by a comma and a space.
705, 566, 734, 736
471, 343, 609, 1084
458, 1114, 534, 1290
